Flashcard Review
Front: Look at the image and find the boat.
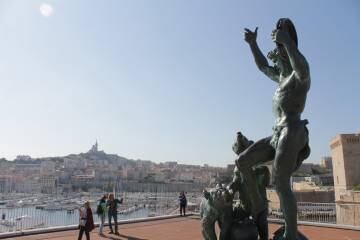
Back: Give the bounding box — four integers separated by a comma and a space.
5, 202, 16, 208
67, 209, 74, 214
118, 205, 144, 215
0, 215, 45, 230
44, 203, 63, 211
148, 212, 156, 217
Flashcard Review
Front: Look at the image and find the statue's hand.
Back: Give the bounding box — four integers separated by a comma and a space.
244, 27, 258, 44
203, 190, 211, 200
271, 28, 291, 46
227, 183, 235, 196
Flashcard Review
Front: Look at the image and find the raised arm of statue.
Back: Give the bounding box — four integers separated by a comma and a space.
272, 28, 309, 81
244, 27, 280, 82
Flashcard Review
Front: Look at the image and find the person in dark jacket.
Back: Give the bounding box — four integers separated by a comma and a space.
78, 201, 95, 240
179, 191, 187, 216
97, 194, 108, 236
107, 193, 123, 235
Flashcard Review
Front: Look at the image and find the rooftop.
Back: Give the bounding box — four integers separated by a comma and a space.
1, 216, 359, 240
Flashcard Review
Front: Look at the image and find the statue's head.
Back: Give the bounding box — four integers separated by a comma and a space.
276, 18, 298, 48
203, 186, 233, 208
268, 18, 298, 74
232, 132, 253, 155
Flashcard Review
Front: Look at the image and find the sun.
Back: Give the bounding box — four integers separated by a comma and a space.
39, 3, 54, 17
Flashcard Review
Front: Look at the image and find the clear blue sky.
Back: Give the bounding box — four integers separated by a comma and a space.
0, 0, 359, 166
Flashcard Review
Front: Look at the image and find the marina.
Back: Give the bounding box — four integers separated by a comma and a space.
0, 192, 201, 233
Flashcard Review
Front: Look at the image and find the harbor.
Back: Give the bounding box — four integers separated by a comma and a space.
0, 192, 201, 233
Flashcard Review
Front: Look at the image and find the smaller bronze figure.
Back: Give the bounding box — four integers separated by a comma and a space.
229, 132, 270, 240
200, 185, 234, 240
200, 132, 270, 240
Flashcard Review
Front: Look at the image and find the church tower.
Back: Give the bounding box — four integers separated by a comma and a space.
88, 139, 99, 153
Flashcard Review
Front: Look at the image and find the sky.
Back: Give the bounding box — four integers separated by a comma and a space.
0, 0, 359, 166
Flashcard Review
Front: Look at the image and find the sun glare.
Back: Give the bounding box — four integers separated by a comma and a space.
39, 3, 54, 17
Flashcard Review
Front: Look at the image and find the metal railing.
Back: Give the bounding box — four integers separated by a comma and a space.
2, 193, 358, 234
0, 192, 202, 233
193, 200, 358, 227
268, 202, 336, 224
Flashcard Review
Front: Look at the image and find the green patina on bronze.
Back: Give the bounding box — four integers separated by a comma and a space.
238, 18, 311, 240
201, 18, 311, 240
200, 133, 270, 240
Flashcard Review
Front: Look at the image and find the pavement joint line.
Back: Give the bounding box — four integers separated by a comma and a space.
117, 217, 196, 230
1, 221, 360, 240
268, 218, 360, 231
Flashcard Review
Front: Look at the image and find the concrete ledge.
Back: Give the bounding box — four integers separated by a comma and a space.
0, 214, 191, 239
192, 213, 360, 231
0, 225, 79, 239
1, 214, 358, 239
268, 218, 360, 231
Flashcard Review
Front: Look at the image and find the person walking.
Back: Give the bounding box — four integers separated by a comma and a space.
96, 194, 108, 236
179, 191, 187, 216
107, 193, 123, 235
78, 201, 95, 240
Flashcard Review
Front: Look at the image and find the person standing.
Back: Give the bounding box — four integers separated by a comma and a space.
96, 194, 108, 236
78, 201, 95, 240
179, 191, 187, 216
107, 193, 123, 235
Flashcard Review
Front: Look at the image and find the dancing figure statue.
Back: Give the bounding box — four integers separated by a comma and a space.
237, 18, 311, 240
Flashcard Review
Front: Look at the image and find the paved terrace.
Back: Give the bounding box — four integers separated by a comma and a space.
1, 216, 360, 240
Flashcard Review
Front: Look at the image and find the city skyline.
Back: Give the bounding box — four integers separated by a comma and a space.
0, 1, 359, 167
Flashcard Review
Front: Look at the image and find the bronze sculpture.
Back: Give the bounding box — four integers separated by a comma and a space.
200, 18, 311, 240
237, 18, 311, 240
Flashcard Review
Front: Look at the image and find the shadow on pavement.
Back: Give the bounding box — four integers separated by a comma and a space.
105, 233, 148, 240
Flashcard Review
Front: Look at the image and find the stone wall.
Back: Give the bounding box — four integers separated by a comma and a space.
336, 191, 360, 226
267, 189, 335, 210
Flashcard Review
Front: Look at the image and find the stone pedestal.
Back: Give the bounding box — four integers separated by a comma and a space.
230, 220, 258, 240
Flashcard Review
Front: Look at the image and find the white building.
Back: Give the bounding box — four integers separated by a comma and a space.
39, 175, 57, 194
15, 179, 41, 193
15, 155, 32, 161
178, 172, 194, 182
41, 161, 56, 174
